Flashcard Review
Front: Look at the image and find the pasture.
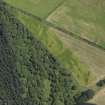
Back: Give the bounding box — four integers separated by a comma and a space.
47, 0, 105, 48
5, 0, 64, 18
15, 10, 91, 86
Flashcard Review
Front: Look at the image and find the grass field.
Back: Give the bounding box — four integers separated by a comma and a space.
47, 0, 105, 48
4, 0, 64, 18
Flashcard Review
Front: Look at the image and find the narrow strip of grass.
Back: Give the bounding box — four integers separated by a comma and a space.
47, 0, 105, 48
4, 0, 64, 18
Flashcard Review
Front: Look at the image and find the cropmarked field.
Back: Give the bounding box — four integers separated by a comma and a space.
47, 0, 105, 48
5, 0, 64, 18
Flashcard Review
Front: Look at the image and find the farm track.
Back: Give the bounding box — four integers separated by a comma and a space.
45, 0, 65, 19
6, 3, 105, 53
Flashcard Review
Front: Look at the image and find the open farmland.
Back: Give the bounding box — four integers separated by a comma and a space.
47, 0, 105, 48
4, 0, 64, 18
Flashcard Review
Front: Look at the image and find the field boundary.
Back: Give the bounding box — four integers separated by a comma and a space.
45, 0, 65, 19
5, 2, 105, 53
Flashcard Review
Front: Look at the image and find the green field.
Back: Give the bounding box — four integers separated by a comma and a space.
47, 0, 105, 48
4, 0, 64, 18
